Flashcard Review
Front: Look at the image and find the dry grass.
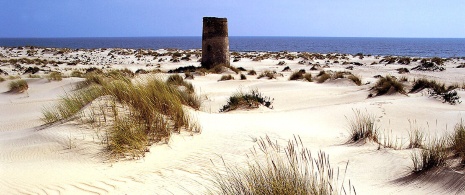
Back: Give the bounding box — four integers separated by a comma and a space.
47, 71, 63, 81
209, 136, 355, 195
450, 121, 465, 164
371, 75, 405, 96
315, 71, 330, 83
411, 137, 448, 173
8, 79, 29, 93
219, 75, 234, 81
346, 109, 378, 143
407, 120, 425, 149
347, 75, 362, 86
257, 70, 278, 79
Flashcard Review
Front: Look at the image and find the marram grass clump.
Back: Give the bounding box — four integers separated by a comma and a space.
42, 75, 201, 158
8, 79, 29, 93
209, 136, 356, 195
219, 89, 273, 112
346, 109, 378, 143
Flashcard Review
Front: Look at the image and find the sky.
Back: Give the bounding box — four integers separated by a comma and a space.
0, 0, 464, 38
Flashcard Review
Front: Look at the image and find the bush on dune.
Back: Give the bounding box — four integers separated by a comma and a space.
42, 74, 201, 158
220, 89, 273, 112
8, 79, 29, 93
410, 78, 461, 105
370, 75, 405, 96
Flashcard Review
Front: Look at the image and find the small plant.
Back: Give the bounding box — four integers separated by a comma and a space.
48, 71, 63, 81
219, 74, 234, 81
411, 137, 448, 173
303, 73, 312, 82
450, 121, 465, 164
209, 136, 355, 195
407, 120, 425, 149
8, 79, 29, 93
0, 77, 4, 82
371, 75, 405, 96
240, 74, 247, 80
411, 78, 461, 104
219, 89, 273, 112
289, 70, 304, 80
348, 74, 362, 86
316, 71, 331, 83
70, 70, 83, 77
257, 70, 277, 79
346, 109, 378, 143
248, 70, 257, 75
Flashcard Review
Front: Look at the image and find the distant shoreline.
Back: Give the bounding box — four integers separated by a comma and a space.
1, 37, 465, 58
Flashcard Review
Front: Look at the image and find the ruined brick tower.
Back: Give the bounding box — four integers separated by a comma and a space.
201, 17, 229, 69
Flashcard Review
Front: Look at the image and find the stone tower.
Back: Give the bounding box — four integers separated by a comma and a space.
201, 17, 229, 69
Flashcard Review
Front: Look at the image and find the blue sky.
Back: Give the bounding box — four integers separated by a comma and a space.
1, 0, 464, 38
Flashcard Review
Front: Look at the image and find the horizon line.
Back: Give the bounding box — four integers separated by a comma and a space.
1, 36, 465, 39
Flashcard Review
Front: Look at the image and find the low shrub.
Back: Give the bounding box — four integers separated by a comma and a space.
0, 77, 5, 82
8, 79, 29, 93
240, 74, 247, 80
219, 89, 273, 112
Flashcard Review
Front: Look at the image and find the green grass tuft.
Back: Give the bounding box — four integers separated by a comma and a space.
220, 89, 273, 112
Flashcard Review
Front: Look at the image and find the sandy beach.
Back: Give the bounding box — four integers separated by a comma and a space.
1, 47, 465, 194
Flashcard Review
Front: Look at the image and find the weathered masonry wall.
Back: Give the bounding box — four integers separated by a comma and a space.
201, 17, 229, 69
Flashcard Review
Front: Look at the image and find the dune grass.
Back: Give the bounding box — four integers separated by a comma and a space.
347, 75, 362, 86
316, 71, 331, 83
410, 78, 461, 104
371, 75, 405, 96
257, 70, 277, 79
0, 76, 5, 82
219, 74, 234, 81
240, 74, 247, 80
411, 138, 448, 173
47, 71, 63, 81
220, 89, 273, 112
450, 121, 465, 164
42, 74, 201, 157
8, 79, 29, 93
346, 109, 378, 143
289, 70, 312, 82
209, 136, 355, 195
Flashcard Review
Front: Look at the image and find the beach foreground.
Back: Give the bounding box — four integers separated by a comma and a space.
1, 47, 465, 194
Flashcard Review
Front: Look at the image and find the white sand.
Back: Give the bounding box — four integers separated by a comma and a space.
1, 48, 465, 194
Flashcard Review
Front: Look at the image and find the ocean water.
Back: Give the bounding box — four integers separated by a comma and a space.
1, 37, 465, 58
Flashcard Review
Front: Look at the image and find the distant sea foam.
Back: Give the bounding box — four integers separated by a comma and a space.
1, 36, 465, 58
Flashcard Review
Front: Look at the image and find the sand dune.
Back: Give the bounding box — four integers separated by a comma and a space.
1, 47, 465, 194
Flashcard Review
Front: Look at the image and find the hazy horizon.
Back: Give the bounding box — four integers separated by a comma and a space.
1, 0, 464, 38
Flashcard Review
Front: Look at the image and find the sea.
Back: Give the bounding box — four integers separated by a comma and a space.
1, 37, 465, 58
